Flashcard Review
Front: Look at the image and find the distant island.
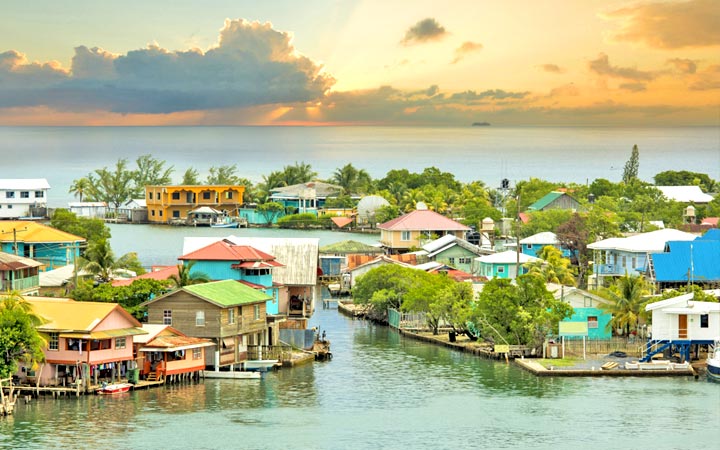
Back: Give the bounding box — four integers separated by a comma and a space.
472, 122, 491, 127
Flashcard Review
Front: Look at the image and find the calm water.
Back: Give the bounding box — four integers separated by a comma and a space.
2, 307, 719, 450
1, 126, 718, 207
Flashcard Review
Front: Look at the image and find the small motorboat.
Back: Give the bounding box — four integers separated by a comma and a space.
96, 382, 132, 395
708, 338, 720, 382
210, 220, 240, 228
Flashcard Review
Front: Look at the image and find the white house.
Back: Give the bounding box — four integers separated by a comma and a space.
656, 186, 714, 204
68, 201, 108, 218
0, 179, 50, 219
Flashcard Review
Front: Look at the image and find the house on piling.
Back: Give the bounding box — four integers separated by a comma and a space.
133, 324, 214, 382
0, 251, 43, 296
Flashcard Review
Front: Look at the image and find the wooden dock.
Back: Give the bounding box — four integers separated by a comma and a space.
515, 358, 696, 377
337, 301, 370, 318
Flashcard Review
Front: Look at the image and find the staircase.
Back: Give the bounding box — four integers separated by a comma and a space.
146, 370, 163, 382
641, 340, 672, 362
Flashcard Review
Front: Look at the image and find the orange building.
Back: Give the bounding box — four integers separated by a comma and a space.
145, 185, 245, 224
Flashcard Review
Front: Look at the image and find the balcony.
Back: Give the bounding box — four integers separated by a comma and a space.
0, 275, 40, 292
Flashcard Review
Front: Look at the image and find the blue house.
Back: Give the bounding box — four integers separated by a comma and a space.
649, 230, 720, 289
178, 239, 284, 315
0, 220, 85, 270
269, 181, 350, 213
475, 251, 540, 279
519, 232, 572, 258
550, 284, 612, 340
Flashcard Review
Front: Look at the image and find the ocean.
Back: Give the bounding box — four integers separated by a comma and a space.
1, 126, 718, 207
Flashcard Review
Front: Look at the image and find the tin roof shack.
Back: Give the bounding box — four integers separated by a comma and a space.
0, 251, 42, 296
642, 290, 720, 362
526, 191, 580, 212
21, 298, 146, 390
142, 280, 272, 371
134, 324, 214, 381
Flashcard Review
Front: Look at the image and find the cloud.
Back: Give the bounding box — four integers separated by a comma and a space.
689, 64, 720, 90
603, 0, 720, 49
589, 53, 655, 81
539, 63, 565, 74
666, 58, 697, 74
0, 19, 334, 113
449, 89, 530, 103
619, 82, 647, 92
400, 18, 448, 45
451, 41, 483, 64
549, 84, 579, 97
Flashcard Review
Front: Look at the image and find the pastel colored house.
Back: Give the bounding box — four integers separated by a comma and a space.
0, 251, 42, 296
420, 234, 492, 275
319, 240, 384, 278
184, 236, 319, 324
378, 209, 471, 254
142, 280, 273, 371
520, 232, 572, 258
549, 284, 612, 340
642, 290, 720, 362
269, 181, 346, 213
19, 298, 146, 389
178, 239, 284, 315
527, 191, 580, 212
134, 324, 214, 381
475, 250, 540, 279
0, 221, 85, 270
68, 202, 108, 219
0, 178, 50, 219
145, 185, 245, 224
649, 231, 720, 290
588, 228, 697, 288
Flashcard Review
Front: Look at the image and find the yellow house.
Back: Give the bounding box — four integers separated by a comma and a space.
145, 185, 245, 224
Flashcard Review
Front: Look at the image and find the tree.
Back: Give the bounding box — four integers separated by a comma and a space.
170, 262, 210, 288
78, 239, 145, 283
68, 177, 92, 202
86, 158, 135, 210
353, 265, 422, 321
70, 279, 171, 319
330, 163, 372, 195
524, 246, 576, 286
599, 274, 650, 336
280, 161, 317, 185
50, 209, 110, 245
0, 292, 46, 379
374, 204, 401, 224
622, 144, 639, 184
132, 154, 174, 197
256, 201, 285, 226
207, 164, 241, 185
181, 168, 201, 185
520, 209, 573, 237
654, 170, 716, 193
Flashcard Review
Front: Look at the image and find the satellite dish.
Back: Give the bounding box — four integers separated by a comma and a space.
416, 202, 428, 210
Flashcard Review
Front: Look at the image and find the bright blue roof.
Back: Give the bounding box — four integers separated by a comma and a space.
698, 229, 720, 241
652, 240, 720, 282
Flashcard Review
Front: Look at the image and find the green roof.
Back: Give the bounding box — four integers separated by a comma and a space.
527, 191, 565, 211
183, 280, 272, 307
319, 240, 383, 254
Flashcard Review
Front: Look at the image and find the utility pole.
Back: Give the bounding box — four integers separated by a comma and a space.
515, 192, 521, 279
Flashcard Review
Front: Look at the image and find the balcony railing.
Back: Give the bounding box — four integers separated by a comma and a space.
246, 345, 293, 363
0, 275, 39, 291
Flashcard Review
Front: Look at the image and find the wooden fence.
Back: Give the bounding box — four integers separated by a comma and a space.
560, 336, 644, 357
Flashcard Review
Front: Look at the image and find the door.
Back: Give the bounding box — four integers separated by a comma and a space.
678, 314, 688, 339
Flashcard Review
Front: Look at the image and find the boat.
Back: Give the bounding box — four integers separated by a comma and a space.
708, 338, 720, 382
243, 360, 279, 372
210, 220, 240, 228
202, 371, 261, 379
96, 382, 132, 395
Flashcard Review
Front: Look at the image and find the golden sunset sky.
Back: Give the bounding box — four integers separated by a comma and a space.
1, 0, 718, 126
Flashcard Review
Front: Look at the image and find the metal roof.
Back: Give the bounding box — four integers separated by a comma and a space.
26, 297, 143, 332
378, 209, 470, 231
270, 181, 343, 198
0, 221, 85, 244
656, 186, 714, 203
476, 250, 540, 264
179, 239, 281, 265
0, 251, 43, 270
588, 229, 697, 253
651, 240, 720, 282
181, 279, 271, 307
519, 232, 559, 245
319, 240, 384, 255
527, 192, 567, 211
0, 179, 50, 190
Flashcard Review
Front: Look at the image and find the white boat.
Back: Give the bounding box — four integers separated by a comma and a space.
96, 382, 132, 394
210, 220, 240, 228
243, 360, 279, 372
202, 371, 261, 379
708, 338, 720, 382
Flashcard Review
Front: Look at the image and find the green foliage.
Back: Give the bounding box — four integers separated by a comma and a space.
622, 145, 640, 184
78, 239, 145, 283
70, 279, 171, 318
324, 195, 356, 208
353, 265, 422, 321
330, 163, 373, 195
654, 170, 716, 193
374, 204, 401, 224
524, 246, 576, 286
598, 274, 651, 334
207, 164, 241, 185
170, 262, 210, 288
276, 212, 330, 229
256, 201, 285, 225
513, 178, 563, 211
474, 275, 572, 347
68, 177, 92, 202
132, 154, 174, 197
50, 209, 111, 244
0, 292, 46, 379
520, 209, 573, 236
181, 167, 201, 185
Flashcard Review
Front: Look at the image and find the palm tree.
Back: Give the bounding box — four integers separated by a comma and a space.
599, 273, 650, 336
525, 246, 576, 286
170, 261, 210, 288
68, 177, 92, 202
78, 239, 143, 283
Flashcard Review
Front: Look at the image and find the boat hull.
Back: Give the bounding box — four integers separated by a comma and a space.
707, 360, 720, 381
210, 222, 239, 228
96, 383, 132, 395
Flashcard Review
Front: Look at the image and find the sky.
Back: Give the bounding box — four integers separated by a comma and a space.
0, 0, 718, 126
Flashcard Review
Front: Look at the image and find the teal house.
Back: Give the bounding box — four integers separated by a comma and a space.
422, 235, 491, 275
551, 285, 612, 339
178, 239, 284, 315
520, 231, 573, 258
0, 220, 85, 270
475, 250, 540, 279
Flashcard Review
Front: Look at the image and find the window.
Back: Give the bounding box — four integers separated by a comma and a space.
254, 304, 260, 320
172, 210, 180, 218
151, 210, 156, 217
225, 192, 233, 199
172, 192, 180, 200
20, 191, 30, 198
526, 244, 533, 250
583, 296, 593, 307
401, 231, 411, 241
159, 210, 163, 217
66, 339, 81, 351
115, 337, 126, 349
34, 191, 44, 198
196, 311, 205, 326
193, 348, 202, 360
244, 268, 270, 276
459, 257, 471, 264
5, 192, 15, 198
163, 310, 172, 325
448, 257, 456, 265
90, 339, 111, 351
587, 316, 599, 329
497, 266, 505, 274
700, 314, 709, 328
48, 333, 59, 351
148, 192, 153, 200
7, 205, 11, 209
203, 192, 211, 200
228, 308, 235, 324
621, 256, 627, 268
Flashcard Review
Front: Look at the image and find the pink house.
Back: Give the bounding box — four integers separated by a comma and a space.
20, 298, 146, 390
134, 324, 214, 381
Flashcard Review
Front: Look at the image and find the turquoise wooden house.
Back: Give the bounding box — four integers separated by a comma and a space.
421, 235, 491, 275
0, 220, 85, 270
474, 251, 540, 279
520, 232, 572, 258
550, 285, 612, 339
178, 239, 284, 315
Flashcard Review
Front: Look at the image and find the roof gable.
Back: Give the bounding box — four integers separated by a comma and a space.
527, 192, 565, 211
588, 228, 697, 253
320, 240, 383, 255
520, 232, 559, 245
179, 279, 271, 307
0, 221, 85, 244
179, 239, 280, 264
652, 240, 720, 282
27, 298, 141, 332
378, 210, 470, 232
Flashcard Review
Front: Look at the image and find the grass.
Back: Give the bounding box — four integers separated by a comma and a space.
536, 358, 582, 368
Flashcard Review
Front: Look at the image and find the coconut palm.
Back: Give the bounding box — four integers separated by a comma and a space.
68, 177, 92, 202
599, 273, 650, 335
525, 246, 576, 286
170, 261, 210, 288
78, 239, 143, 283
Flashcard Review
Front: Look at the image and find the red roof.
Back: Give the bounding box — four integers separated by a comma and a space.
111, 265, 179, 287
179, 239, 282, 266
378, 210, 470, 231
701, 217, 718, 227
